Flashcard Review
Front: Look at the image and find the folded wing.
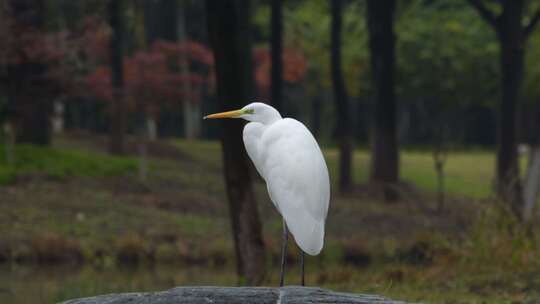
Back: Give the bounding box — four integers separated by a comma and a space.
259, 118, 330, 255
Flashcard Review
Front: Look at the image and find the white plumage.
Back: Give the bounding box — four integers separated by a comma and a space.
236, 104, 332, 256
243, 116, 330, 255
204, 102, 330, 285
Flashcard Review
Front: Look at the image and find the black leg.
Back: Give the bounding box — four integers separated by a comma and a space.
279, 219, 288, 287
300, 250, 305, 286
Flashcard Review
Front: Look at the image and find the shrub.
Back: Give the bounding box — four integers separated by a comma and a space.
115, 234, 150, 265
30, 233, 84, 264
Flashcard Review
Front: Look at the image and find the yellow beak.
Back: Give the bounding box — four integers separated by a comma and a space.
203, 109, 245, 120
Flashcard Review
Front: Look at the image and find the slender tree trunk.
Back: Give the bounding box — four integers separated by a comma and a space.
0, 0, 6, 124
1, 9, 14, 167
3, 124, 14, 165
143, 0, 182, 138
137, 135, 148, 181
331, 0, 352, 193
311, 93, 321, 140
178, 2, 201, 140
206, 0, 266, 285
433, 140, 447, 213
144, 0, 178, 44
134, 0, 149, 181
14, 93, 51, 145
108, 0, 127, 155
271, 0, 283, 112
366, 0, 399, 200
467, 0, 540, 219
495, 1, 525, 216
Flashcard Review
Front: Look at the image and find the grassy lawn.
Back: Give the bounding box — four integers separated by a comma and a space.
2, 140, 502, 198
176, 140, 500, 198
0, 144, 137, 184
0, 137, 539, 304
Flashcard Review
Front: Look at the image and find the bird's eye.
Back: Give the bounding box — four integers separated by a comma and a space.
245, 109, 254, 114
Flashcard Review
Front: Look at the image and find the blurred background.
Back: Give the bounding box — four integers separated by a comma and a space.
1, 0, 540, 303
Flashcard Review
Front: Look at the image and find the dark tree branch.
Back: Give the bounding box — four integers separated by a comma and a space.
467, 0, 498, 28
524, 8, 540, 37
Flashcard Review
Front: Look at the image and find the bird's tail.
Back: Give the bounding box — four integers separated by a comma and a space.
286, 215, 325, 256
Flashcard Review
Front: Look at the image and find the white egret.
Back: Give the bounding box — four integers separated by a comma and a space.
204, 102, 330, 286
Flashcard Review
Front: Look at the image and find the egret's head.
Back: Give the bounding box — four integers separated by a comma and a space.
204, 102, 282, 125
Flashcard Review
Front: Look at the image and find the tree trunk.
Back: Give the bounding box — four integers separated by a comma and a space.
14, 93, 51, 145
144, 0, 178, 45
178, 2, 201, 140
366, 0, 399, 200
311, 94, 322, 140
433, 144, 447, 213
331, 0, 352, 193
206, 0, 266, 285
137, 137, 148, 182
271, 0, 283, 112
494, 1, 525, 216
108, 0, 127, 155
7, 0, 52, 146
2, 124, 14, 165
467, 0, 540, 219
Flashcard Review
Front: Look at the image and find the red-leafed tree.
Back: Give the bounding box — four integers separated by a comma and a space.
84, 39, 213, 134
1, 6, 114, 147
1, 0, 71, 145
254, 46, 307, 98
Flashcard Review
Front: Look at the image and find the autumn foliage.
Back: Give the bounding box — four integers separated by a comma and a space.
1, 1, 77, 144
2, 9, 307, 126
84, 37, 307, 115
84, 39, 213, 117
1, 11, 71, 96
254, 46, 307, 97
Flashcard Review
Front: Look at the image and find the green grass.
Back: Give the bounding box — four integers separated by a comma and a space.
1, 138, 539, 304
398, 150, 495, 198
0, 144, 137, 184
175, 140, 501, 198
174, 139, 223, 169
0, 140, 231, 266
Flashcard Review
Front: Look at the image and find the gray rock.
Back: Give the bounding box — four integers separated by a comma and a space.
60, 286, 408, 304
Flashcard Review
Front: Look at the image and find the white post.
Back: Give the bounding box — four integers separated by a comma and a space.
3, 122, 14, 165
146, 117, 157, 141
523, 146, 540, 222
51, 99, 65, 134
